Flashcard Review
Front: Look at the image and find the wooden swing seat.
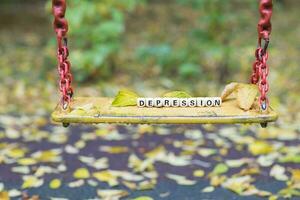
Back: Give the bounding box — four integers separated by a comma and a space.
51, 97, 278, 125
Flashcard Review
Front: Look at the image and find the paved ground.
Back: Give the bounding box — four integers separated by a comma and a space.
0, 115, 299, 199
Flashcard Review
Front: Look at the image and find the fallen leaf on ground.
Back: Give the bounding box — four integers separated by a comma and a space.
248, 141, 273, 155
68, 180, 84, 188
279, 154, 300, 163
22, 176, 43, 189
279, 187, 300, 198
93, 171, 118, 187
270, 165, 288, 181
202, 186, 215, 193
8, 189, 21, 198
166, 173, 196, 185
100, 146, 129, 154
290, 169, 300, 183
222, 175, 253, 195
198, 148, 217, 157
133, 196, 153, 200
212, 163, 229, 175
73, 168, 90, 179
97, 189, 129, 199
210, 175, 227, 187
0, 191, 9, 200
137, 180, 156, 190
49, 179, 61, 189
225, 158, 252, 168
17, 158, 37, 166
193, 169, 205, 177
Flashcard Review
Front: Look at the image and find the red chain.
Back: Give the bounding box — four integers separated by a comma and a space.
52, 0, 73, 109
251, 0, 273, 111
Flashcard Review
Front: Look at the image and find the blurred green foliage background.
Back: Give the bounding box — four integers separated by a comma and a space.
0, 0, 299, 124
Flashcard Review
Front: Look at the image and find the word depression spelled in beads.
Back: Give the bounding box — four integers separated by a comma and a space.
137, 97, 222, 108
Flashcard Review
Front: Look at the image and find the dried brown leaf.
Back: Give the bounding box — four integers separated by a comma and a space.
221, 82, 239, 101
237, 84, 258, 111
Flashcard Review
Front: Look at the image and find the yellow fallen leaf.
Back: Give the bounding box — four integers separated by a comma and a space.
145, 146, 166, 158
210, 175, 226, 187
22, 176, 41, 189
7, 147, 27, 159
0, 191, 9, 200
269, 195, 278, 200
279, 186, 300, 198
133, 196, 154, 200
95, 129, 110, 137
128, 154, 154, 172
237, 84, 258, 111
18, 158, 37, 166
238, 167, 260, 176
49, 179, 61, 189
34, 150, 61, 162
100, 146, 129, 154
137, 125, 154, 134
137, 179, 156, 190
212, 163, 229, 175
290, 169, 300, 183
166, 173, 196, 185
75, 140, 86, 149
248, 141, 273, 155
193, 169, 205, 177
122, 181, 137, 190
221, 82, 239, 101
93, 171, 118, 186
73, 168, 90, 179
112, 89, 140, 107
97, 189, 129, 199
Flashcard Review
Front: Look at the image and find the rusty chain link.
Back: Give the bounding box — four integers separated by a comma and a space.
52, 0, 73, 110
251, 0, 273, 111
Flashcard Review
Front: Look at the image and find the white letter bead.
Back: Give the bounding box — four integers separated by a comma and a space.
196, 98, 204, 107
162, 98, 172, 107
206, 98, 213, 107
213, 97, 222, 107
172, 98, 180, 107
153, 98, 163, 107
146, 98, 154, 107
180, 98, 188, 107
137, 98, 146, 107
188, 98, 197, 107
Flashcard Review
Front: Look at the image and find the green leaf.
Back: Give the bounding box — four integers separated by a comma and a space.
163, 91, 192, 98
112, 89, 140, 107
279, 154, 300, 163
212, 163, 228, 175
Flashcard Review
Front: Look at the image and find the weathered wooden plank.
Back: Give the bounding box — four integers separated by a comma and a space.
51, 97, 278, 124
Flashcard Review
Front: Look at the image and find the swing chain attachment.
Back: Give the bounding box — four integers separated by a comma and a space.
52, 0, 73, 110
251, 0, 273, 111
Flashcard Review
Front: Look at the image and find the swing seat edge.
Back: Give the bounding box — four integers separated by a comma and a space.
51, 97, 278, 125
